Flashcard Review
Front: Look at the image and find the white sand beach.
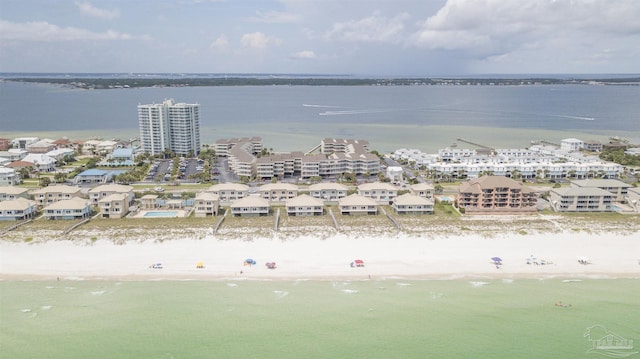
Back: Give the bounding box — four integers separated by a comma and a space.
1, 230, 638, 281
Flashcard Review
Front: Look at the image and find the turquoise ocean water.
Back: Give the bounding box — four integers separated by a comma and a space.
1, 278, 638, 358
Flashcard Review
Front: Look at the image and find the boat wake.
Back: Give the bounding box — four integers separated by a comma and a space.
552, 114, 595, 121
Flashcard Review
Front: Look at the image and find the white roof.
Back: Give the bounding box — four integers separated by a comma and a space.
31, 185, 81, 195
0, 198, 36, 210
230, 196, 269, 208
308, 182, 348, 191
207, 183, 249, 192
286, 194, 324, 207
22, 154, 56, 165
259, 182, 299, 192
0, 186, 29, 195
393, 193, 432, 206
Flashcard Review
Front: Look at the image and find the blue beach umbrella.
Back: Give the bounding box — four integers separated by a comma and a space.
491, 257, 502, 262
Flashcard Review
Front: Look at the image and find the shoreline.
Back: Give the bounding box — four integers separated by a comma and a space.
2, 230, 638, 282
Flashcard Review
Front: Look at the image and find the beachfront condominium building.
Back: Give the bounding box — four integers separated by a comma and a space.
138, 99, 201, 156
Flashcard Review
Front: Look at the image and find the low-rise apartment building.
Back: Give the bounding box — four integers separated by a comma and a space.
570, 179, 632, 202
457, 176, 538, 214
549, 187, 614, 212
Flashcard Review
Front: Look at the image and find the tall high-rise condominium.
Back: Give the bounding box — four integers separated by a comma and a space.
138, 99, 201, 156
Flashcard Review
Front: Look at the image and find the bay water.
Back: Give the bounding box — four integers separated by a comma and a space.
1, 81, 639, 152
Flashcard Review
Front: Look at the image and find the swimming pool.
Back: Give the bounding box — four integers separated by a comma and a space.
143, 211, 179, 218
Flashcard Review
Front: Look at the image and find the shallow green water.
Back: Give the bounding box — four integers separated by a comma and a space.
1, 279, 638, 358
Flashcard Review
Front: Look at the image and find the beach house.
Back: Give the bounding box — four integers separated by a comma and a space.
230, 196, 270, 217
457, 175, 538, 214
392, 193, 434, 215
31, 185, 83, 206
0, 198, 38, 221
410, 183, 435, 200
194, 192, 219, 217
0, 186, 30, 201
549, 187, 614, 212
206, 183, 249, 204
357, 182, 398, 204
285, 194, 324, 216
88, 184, 135, 204
42, 197, 92, 220
339, 194, 378, 215
258, 183, 299, 203
98, 193, 130, 218
21, 153, 56, 172
308, 182, 348, 203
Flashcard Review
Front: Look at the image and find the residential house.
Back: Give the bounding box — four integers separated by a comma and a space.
140, 194, 158, 209
357, 182, 398, 204
230, 196, 270, 217
0, 167, 20, 186
88, 184, 134, 204
338, 194, 378, 215
0, 198, 38, 221
410, 183, 434, 200
560, 138, 584, 152
582, 140, 603, 152
21, 154, 56, 172
105, 148, 135, 166
457, 176, 538, 214
74, 169, 109, 184
194, 192, 219, 217
98, 193, 130, 218
308, 182, 348, 202
285, 194, 324, 216
392, 193, 434, 215
0, 149, 28, 161
0, 186, 30, 201
206, 183, 249, 204
31, 185, 83, 206
258, 183, 299, 203
549, 187, 614, 212
42, 197, 92, 220
11, 137, 39, 150
570, 179, 632, 202
26, 140, 56, 154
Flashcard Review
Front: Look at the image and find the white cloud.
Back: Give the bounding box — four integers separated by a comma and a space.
241, 32, 282, 49
291, 50, 316, 59
410, 0, 640, 54
0, 20, 149, 42
75, 1, 120, 20
248, 10, 301, 23
324, 11, 410, 43
210, 34, 228, 49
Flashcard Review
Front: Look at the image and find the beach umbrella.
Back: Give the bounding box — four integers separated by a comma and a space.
491, 257, 502, 262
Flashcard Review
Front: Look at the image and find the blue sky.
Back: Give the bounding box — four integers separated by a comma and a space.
1, 0, 639, 75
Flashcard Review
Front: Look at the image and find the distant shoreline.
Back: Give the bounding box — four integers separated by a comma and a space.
3, 76, 640, 90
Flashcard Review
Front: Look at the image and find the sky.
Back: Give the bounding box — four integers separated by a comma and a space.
0, 0, 639, 76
